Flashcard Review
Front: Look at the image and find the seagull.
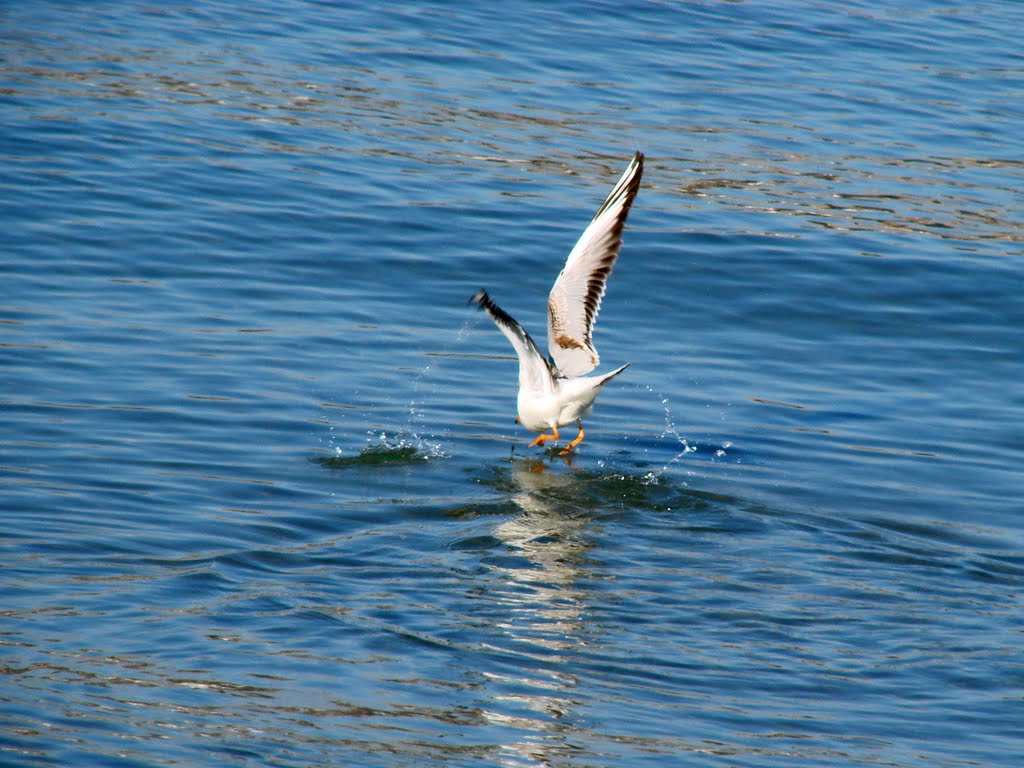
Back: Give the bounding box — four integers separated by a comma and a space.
470, 152, 644, 455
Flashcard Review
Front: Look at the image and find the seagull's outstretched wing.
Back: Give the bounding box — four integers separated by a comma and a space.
547, 152, 644, 378
471, 290, 557, 394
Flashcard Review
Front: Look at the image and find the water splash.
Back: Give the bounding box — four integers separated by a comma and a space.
644, 384, 698, 477
314, 435, 434, 468
400, 317, 481, 456
318, 318, 482, 463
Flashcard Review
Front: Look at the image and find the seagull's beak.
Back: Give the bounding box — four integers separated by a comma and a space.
514, 417, 520, 423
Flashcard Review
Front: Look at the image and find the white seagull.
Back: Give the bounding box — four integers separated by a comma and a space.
471, 151, 644, 455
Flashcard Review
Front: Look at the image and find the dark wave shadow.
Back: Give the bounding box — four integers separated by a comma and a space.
468, 457, 742, 520
312, 442, 434, 468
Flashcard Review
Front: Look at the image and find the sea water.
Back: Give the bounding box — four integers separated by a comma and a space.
3, 2, 1023, 766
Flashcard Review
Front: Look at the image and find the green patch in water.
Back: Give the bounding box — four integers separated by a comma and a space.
314, 443, 431, 469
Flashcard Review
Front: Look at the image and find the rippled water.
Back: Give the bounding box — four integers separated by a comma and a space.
3, 1, 1023, 766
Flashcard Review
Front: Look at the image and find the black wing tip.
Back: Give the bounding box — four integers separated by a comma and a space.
470, 289, 515, 327
470, 289, 528, 339
629, 151, 644, 174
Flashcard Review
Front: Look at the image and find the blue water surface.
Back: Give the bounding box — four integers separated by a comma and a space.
2, 1, 1023, 767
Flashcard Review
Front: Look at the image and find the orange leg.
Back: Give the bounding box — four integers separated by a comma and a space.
528, 425, 559, 448
558, 421, 585, 455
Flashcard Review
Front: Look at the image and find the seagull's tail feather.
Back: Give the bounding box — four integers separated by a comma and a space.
596, 362, 630, 387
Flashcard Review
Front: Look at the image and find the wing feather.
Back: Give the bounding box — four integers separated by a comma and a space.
470, 290, 557, 394
547, 152, 644, 377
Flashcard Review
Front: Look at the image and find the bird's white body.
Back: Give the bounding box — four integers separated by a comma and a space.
516, 363, 630, 433
471, 152, 644, 453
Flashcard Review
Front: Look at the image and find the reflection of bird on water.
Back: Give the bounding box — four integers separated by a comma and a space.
476, 460, 595, 763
